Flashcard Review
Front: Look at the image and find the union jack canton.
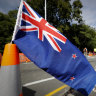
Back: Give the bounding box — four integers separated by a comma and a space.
20, 1, 67, 52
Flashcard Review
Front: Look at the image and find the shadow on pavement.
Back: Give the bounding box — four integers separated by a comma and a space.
23, 87, 36, 96
63, 88, 85, 96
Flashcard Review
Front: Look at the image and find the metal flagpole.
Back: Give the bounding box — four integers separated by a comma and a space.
45, 0, 47, 20
11, 0, 23, 43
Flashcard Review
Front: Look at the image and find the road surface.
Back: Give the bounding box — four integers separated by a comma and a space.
20, 56, 96, 96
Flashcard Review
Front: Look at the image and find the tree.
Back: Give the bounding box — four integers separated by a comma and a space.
0, 11, 16, 53
72, 0, 83, 23
79, 25, 96, 51
8, 10, 17, 19
27, 0, 45, 17
69, 24, 96, 51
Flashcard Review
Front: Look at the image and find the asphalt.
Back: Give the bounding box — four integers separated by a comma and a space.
20, 56, 96, 96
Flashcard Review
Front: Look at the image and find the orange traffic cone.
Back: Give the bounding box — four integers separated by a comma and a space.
0, 43, 23, 96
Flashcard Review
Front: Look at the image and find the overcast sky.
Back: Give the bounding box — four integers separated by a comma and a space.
0, 0, 96, 28
81, 0, 96, 28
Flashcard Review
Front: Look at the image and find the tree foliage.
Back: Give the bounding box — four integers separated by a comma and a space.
69, 24, 96, 51
0, 10, 17, 53
72, 0, 83, 23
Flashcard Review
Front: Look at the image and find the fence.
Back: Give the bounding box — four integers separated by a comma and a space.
19, 53, 31, 63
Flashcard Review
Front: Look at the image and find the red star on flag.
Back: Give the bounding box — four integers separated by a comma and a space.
70, 76, 75, 81
72, 54, 77, 59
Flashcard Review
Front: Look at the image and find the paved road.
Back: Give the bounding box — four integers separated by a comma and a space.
20, 56, 96, 96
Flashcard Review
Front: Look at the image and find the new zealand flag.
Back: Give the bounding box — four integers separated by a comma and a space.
13, 1, 96, 96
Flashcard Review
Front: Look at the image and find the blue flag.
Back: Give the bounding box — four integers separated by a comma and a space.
13, 1, 96, 96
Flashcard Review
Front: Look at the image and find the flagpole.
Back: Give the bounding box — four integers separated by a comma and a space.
45, 0, 47, 20
11, 0, 23, 43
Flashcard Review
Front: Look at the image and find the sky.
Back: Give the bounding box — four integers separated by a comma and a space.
0, 0, 96, 28
81, 0, 96, 28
